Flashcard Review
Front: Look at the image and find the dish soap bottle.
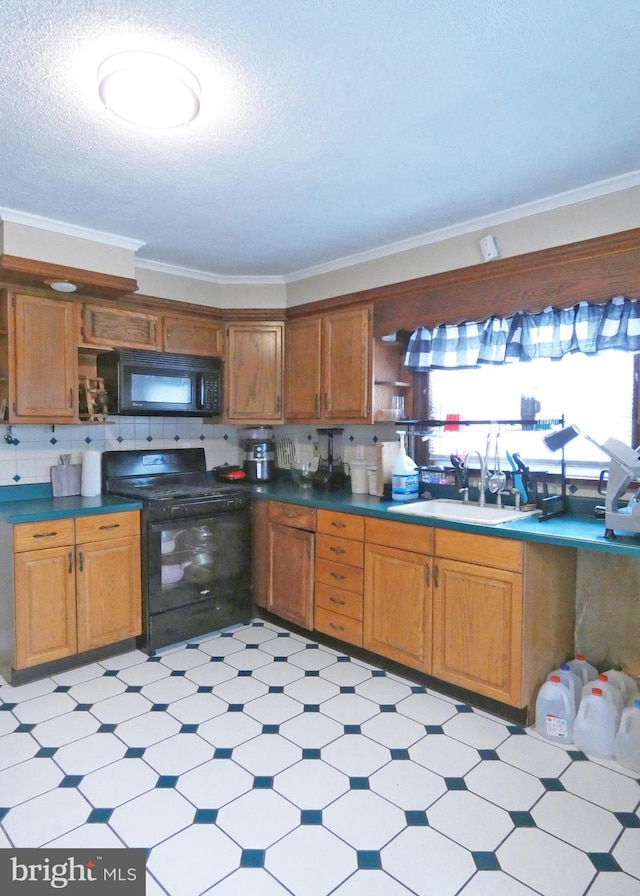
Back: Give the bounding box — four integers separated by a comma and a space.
392, 431, 419, 502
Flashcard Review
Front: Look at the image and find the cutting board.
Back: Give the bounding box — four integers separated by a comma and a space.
374, 441, 400, 496
51, 464, 82, 497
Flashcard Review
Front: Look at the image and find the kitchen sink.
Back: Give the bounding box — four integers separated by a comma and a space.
386, 498, 540, 526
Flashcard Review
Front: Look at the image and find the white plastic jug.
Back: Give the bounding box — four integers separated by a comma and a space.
547, 664, 582, 715
603, 668, 639, 707
582, 674, 624, 721
566, 654, 598, 686
574, 688, 618, 759
615, 699, 640, 773
391, 430, 419, 502
535, 675, 575, 744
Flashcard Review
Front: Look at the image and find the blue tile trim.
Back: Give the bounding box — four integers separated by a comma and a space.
509, 811, 536, 827
156, 776, 179, 788
390, 749, 410, 760
615, 812, 640, 827
405, 810, 429, 826
540, 778, 565, 791
444, 778, 467, 791
240, 849, 265, 868
302, 749, 321, 760
194, 809, 219, 824
60, 775, 83, 787
253, 777, 274, 789
87, 808, 113, 824
349, 777, 370, 790
301, 810, 323, 825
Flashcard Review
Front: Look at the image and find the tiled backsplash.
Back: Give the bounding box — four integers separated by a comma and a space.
0, 419, 399, 487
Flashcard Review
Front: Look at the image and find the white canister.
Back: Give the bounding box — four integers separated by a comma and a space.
367, 465, 378, 496
349, 461, 369, 494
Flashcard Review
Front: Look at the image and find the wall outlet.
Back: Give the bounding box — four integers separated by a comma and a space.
355, 444, 365, 460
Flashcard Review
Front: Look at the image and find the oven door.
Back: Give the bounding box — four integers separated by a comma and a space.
143, 506, 252, 651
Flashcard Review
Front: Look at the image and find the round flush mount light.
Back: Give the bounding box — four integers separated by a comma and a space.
98, 51, 201, 129
46, 280, 78, 293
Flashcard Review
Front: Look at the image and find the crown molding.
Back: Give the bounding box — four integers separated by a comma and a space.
0, 207, 145, 252
135, 256, 286, 285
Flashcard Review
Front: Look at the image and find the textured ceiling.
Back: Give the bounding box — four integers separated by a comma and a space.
0, 0, 638, 278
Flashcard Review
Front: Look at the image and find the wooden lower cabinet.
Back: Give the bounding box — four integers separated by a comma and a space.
364, 518, 433, 672
432, 529, 575, 712
255, 501, 316, 629
13, 512, 141, 671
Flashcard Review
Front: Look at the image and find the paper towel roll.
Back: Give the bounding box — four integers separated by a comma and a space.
81, 450, 102, 497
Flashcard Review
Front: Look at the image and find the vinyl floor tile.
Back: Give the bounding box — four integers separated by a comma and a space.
1, 620, 638, 896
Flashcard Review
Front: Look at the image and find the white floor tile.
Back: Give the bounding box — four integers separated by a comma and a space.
0, 731, 39, 769
115, 710, 182, 747
165, 691, 228, 724
427, 790, 514, 851
443, 711, 511, 750
409, 731, 480, 776
265, 825, 357, 896
31, 710, 101, 747
67, 676, 127, 704
396, 691, 459, 726
613, 829, 640, 879
231, 733, 301, 776
331, 870, 417, 895
109, 788, 194, 847
361, 711, 426, 748
0, 756, 62, 806
78, 757, 158, 806
176, 758, 253, 808
323, 789, 406, 849
3, 786, 92, 846
278, 711, 344, 748
322, 733, 390, 776
203, 868, 292, 895
370, 759, 447, 810
275, 758, 349, 808
196, 711, 262, 748
355, 676, 413, 704
561, 761, 640, 813
382, 826, 476, 896
55, 732, 128, 774
148, 824, 241, 896
243, 692, 302, 725
464, 757, 544, 811
217, 789, 299, 848
143, 732, 215, 775
532, 791, 624, 852
497, 732, 572, 778
89, 692, 151, 724
497, 829, 596, 896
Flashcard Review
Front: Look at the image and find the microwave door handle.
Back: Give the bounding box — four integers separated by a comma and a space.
196, 374, 205, 410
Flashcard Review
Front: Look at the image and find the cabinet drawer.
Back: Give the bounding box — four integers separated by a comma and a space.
14, 518, 74, 552
317, 510, 364, 541
435, 529, 523, 572
315, 557, 363, 595
316, 533, 364, 568
315, 606, 363, 646
268, 501, 316, 531
75, 511, 140, 543
365, 517, 434, 554
315, 582, 363, 621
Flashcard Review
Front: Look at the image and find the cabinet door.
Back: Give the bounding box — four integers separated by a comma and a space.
163, 315, 224, 357
322, 306, 371, 421
82, 304, 160, 349
12, 293, 77, 420
268, 523, 314, 628
364, 543, 431, 672
75, 535, 142, 652
432, 557, 523, 705
284, 317, 322, 420
225, 323, 284, 422
14, 545, 77, 668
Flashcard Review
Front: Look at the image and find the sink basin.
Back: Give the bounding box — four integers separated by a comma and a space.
387, 498, 539, 526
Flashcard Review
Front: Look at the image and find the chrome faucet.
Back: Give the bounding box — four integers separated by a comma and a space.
463, 450, 487, 507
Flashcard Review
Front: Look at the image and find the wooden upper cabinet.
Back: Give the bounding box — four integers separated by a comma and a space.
10, 292, 77, 421
81, 303, 160, 350
162, 315, 224, 357
285, 316, 322, 419
284, 305, 372, 423
323, 306, 371, 421
225, 322, 284, 422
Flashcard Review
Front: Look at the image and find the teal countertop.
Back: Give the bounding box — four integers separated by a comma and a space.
0, 483, 141, 524
252, 482, 640, 557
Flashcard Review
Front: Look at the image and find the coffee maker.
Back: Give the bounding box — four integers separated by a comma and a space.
242, 426, 275, 482
312, 428, 345, 491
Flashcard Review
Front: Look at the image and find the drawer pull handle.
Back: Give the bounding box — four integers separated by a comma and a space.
68, 551, 73, 574
330, 597, 346, 606
329, 622, 345, 632
78, 549, 84, 572
330, 572, 346, 581
98, 523, 121, 530
424, 563, 430, 587
33, 531, 58, 539
434, 563, 439, 588
330, 521, 347, 529
284, 511, 299, 519
330, 547, 346, 555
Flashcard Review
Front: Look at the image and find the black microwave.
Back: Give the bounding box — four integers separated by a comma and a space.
97, 349, 222, 417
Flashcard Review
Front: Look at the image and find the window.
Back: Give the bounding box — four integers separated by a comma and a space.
424, 351, 636, 477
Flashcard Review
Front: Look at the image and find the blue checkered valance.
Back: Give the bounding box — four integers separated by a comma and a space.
404, 296, 640, 370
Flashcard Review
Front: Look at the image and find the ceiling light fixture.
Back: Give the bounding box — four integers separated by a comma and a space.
46, 280, 78, 293
98, 51, 201, 129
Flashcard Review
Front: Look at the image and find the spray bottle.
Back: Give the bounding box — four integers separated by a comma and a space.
392, 431, 419, 502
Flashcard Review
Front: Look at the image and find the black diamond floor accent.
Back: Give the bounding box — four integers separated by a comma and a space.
588, 852, 622, 872
540, 778, 565, 791
509, 811, 536, 827
444, 777, 467, 791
